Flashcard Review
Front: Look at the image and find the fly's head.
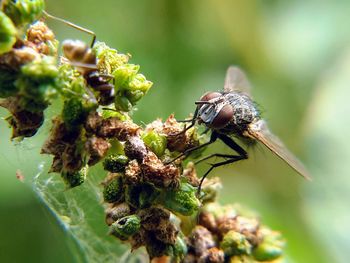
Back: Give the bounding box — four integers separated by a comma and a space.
196, 91, 234, 129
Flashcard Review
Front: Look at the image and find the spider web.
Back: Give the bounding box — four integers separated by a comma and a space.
31, 161, 148, 263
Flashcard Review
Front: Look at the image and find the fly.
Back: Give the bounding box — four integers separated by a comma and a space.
169, 66, 311, 190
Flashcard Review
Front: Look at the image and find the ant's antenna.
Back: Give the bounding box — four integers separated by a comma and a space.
43, 11, 96, 48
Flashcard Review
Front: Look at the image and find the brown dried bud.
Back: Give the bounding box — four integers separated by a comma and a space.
27, 21, 54, 41
105, 203, 131, 226
98, 117, 140, 140
25, 21, 56, 55
130, 229, 146, 251
188, 226, 216, 256
0, 47, 39, 71
85, 112, 103, 134
41, 117, 80, 155
124, 136, 148, 162
141, 151, 180, 188
62, 144, 84, 172
182, 162, 199, 187
199, 211, 218, 233
138, 206, 170, 232
198, 247, 225, 263
0, 97, 44, 138
85, 136, 111, 165
183, 254, 197, 263
49, 156, 63, 173
217, 216, 260, 245
124, 159, 142, 184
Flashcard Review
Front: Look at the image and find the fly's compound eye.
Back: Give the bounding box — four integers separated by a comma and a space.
199, 91, 222, 102
211, 104, 233, 129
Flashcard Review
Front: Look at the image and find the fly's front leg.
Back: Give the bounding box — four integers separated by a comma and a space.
165, 131, 218, 164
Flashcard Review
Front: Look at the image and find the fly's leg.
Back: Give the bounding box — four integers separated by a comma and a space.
165, 131, 218, 164
197, 133, 248, 194
194, 153, 237, 165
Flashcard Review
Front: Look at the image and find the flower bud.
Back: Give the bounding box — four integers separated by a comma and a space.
142, 130, 167, 157
125, 183, 160, 209
162, 182, 200, 216
103, 175, 124, 203
2, 0, 45, 28
252, 228, 284, 261
103, 154, 129, 173
61, 166, 88, 188
109, 214, 141, 240
220, 230, 252, 256
0, 11, 17, 55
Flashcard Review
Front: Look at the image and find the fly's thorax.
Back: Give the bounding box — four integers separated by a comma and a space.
225, 93, 259, 126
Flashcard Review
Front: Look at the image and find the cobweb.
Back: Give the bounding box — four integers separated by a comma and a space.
31, 161, 148, 263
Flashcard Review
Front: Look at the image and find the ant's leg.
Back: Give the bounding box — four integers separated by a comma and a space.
43, 11, 96, 47
165, 131, 218, 164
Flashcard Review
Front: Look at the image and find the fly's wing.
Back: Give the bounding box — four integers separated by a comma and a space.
247, 120, 311, 180
224, 66, 252, 96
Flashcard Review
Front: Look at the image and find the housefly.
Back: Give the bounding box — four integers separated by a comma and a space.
169, 66, 311, 189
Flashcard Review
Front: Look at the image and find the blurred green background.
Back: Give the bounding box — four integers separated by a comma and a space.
1, 0, 350, 262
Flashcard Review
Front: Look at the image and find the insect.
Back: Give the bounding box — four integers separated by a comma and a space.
43, 11, 115, 105
62, 39, 115, 105
170, 66, 311, 190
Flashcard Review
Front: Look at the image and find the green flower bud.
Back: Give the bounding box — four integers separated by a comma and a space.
0, 11, 17, 55
21, 56, 58, 80
103, 154, 129, 173
162, 182, 200, 216
125, 183, 160, 209
113, 64, 139, 90
253, 228, 285, 261
229, 255, 255, 263
220, 230, 252, 256
114, 95, 132, 112
61, 166, 88, 188
109, 214, 141, 240
103, 175, 124, 203
62, 98, 87, 129
2, 0, 45, 28
93, 41, 129, 74
16, 56, 59, 111
125, 89, 144, 104
173, 235, 188, 261
129, 73, 153, 93
141, 130, 167, 157
101, 107, 127, 121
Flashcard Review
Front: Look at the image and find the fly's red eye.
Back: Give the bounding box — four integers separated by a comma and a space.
200, 92, 222, 102
211, 104, 233, 129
